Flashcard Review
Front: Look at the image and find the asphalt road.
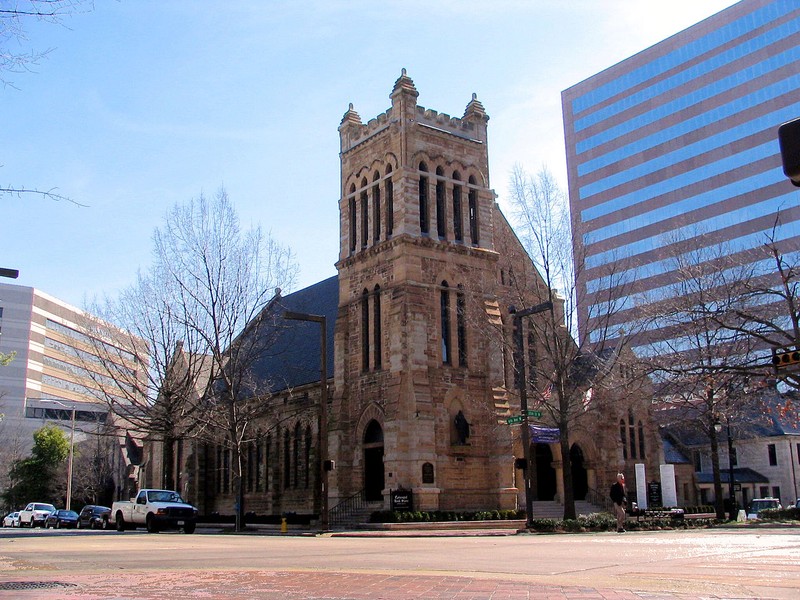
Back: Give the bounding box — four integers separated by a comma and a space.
0, 525, 798, 599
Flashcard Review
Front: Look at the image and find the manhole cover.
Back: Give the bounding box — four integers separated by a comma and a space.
0, 581, 78, 590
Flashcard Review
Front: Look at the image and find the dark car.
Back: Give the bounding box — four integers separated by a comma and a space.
78, 505, 111, 530
44, 509, 79, 529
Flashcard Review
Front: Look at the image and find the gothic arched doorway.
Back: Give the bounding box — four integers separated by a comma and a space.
534, 443, 556, 500
363, 420, 385, 502
570, 443, 588, 500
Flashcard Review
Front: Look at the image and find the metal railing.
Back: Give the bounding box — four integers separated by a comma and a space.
329, 489, 369, 528
585, 486, 614, 514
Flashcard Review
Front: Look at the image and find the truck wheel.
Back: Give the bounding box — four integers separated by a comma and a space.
115, 513, 126, 532
183, 522, 196, 534
146, 515, 159, 533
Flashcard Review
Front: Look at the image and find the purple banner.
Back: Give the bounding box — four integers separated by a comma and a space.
530, 426, 560, 443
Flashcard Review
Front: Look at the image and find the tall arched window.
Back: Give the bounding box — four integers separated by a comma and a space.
456, 285, 467, 367
628, 410, 637, 459
255, 438, 263, 492
385, 166, 394, 237
436, 166, 446, 239
419, 162, 429, 234
619, 419, 628, 460
441, 281, 452, 365
264, 434, 271, 493
360, 178, 368, 248
349, 184, 357, 253
247, 442, 255, 492
453, 171, 463, 242
361, 288, 370, 371
372, 171, 381, 243
638, 420, 646, 459
373, 284, 382, 369
468, 176, 479, 245
283, 429, 291, 488
293, 422, 301, 488
304, 425, 312, 489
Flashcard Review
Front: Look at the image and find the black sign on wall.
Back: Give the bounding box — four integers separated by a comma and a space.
648, 481, 662, 507
391, 489, 413, 512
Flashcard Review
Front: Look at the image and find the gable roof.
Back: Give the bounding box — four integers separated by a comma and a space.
247, 275, 339, 393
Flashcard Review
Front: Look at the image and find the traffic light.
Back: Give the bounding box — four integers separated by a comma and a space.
778, 117, 800, 187
772, 348, 800, 370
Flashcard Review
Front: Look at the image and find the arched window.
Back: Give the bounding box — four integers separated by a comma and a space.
361, 288, 370, 371
468, 176, 479, 245
453, 171, 463, 242
436, 166, 446, 239
385, 166, 394, 237
247, 442, 255, 492
364, 419, 384, 444
304, 425, 312, 489
372, 171, 381, 243
628, 410, 637, 459
419, 162, 429, 234
293, 422, 301, 488
638, 420, 646, 459
456, 285, 467, 367
255, 438, 263, 492
283, 429, 291, 488
349, 184, 356, 253
441, 281, 452, 365
222, 446, 230, 494
619, 419, 628, 460
360, 178, 368, 248
373, 285, 382, 369
264, 434, 271, 493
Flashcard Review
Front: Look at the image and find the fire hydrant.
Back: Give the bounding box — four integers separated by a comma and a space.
281, 517, 288, 534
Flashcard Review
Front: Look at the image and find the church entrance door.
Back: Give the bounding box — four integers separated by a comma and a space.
570, 443, 588, 500
534, 443, 556, 500
363, 420, 385, 502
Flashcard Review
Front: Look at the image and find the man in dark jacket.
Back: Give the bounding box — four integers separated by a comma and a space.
610, 473, 627, 533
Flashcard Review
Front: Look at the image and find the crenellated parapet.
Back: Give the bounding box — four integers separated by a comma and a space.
339, 69, 489, 154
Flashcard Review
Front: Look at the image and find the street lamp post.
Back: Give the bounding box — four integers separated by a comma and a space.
283, 310, 329, 531
510, 301, 553, 529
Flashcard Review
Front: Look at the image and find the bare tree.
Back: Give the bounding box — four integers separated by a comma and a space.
644, 234, 761, 519
2, 0, 92, 203
151, 188, 298, 531
507, 165, 646, 520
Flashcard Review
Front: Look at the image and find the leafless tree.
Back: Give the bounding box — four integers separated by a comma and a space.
507, 165, 646, 519
149, 188, 298, 531
644, 233, 762, 519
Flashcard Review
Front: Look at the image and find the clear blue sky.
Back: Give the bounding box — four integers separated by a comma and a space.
2, 0, 737, 308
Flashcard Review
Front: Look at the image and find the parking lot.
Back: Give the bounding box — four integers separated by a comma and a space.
1, 524, 800, 599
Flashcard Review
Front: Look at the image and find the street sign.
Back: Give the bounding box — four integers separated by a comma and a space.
506, 415, 524, 425
526, 410, 542, 418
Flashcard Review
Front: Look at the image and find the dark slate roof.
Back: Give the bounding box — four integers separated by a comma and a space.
695, 467, 768, 485
247, 275, 338, 393
662, 437, 691, 464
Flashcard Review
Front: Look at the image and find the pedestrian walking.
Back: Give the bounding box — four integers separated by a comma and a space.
610, 473, 627, 533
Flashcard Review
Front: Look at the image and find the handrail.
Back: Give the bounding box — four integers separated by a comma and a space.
329, 489, 368, 528
585, 485, 614, 514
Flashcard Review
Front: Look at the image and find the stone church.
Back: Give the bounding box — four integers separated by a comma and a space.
151, 71, 662, 520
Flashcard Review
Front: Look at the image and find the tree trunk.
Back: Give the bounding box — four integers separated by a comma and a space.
709, 427, 725, 520
560, 422, 576, 520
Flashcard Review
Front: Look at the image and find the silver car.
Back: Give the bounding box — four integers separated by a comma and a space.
19, 502, 56, 528
2, 512, 19, 527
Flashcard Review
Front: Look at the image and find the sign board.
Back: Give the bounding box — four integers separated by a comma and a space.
506, 415, 524, 425
526, 410, 542, 418
530, 426, 560, 443
390, 489, 413, 512
648, 481, 662, 507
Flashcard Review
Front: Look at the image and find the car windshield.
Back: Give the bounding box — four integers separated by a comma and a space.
35, 504, 56, 511
60, 511, 78, 518
148, 491, 184, 503
93, 506, 110, 514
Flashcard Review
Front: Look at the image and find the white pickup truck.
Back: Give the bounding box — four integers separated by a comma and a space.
111, 489, 198, 534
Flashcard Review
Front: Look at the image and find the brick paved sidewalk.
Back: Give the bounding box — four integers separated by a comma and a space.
0, 570, 731, 599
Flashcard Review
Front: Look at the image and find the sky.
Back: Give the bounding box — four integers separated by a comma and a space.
1, 0, 739, 309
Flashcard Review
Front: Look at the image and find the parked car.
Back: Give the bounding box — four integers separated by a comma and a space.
19, 502, 56, 528
2, 512, 20, 527
44, 509, 79, 529
746, 497, 781, 520
77, 505, 111, 529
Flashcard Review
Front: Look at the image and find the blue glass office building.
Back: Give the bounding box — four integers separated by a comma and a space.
563, 0, 800, 353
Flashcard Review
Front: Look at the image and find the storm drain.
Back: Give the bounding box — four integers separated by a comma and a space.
0, 581, 78, 591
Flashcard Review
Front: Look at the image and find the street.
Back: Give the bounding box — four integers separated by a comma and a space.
0, 526, 798, 599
